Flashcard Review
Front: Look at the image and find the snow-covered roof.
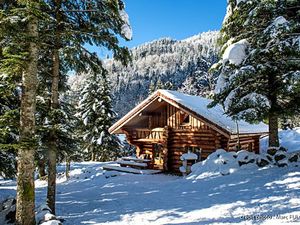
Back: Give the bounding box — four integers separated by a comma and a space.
109, 89, 268, 135
159, 90, 268, 134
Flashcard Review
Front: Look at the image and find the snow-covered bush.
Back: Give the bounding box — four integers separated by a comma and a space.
188, 149, 241, 179
187, 148, 300, 180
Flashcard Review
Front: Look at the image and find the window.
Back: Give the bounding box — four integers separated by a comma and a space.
180, 113, 190, 125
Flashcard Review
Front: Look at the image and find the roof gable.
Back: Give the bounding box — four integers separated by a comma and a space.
109, 90, 268, 135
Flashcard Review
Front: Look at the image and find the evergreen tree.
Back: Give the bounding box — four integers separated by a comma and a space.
180, 70, 217, 97
38, 0, 131, 213
0, 1, 42, 223
210, 0, 300, 147
79, 71, 121, 161
180, 76, 199, 96
148, 80, 156, 94
148, 77, 174, 94
0, 71, 19, 178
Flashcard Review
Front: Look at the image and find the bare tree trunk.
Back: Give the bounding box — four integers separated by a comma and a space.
16, 7, 38, 225
47, 140, 57, 214
66, 157, 71, 179
269, 110, 279, 147
91, 151, 96, 161
37, 159, 47, 178
268, 72, 280, 148
47, 48, 59, 214
46, 0, 62, 214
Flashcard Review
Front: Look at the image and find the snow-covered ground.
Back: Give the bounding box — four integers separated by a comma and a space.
1, 161, 300, 225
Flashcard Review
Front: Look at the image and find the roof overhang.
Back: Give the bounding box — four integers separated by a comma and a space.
109, 90, 268, 138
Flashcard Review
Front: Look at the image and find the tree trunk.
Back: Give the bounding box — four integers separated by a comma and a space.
47, 141, 57, 214
16, 8, 38, 225
269, 110, 279, 147
66, 157, 70, 179
47, 48, 59, 214
268, 70, 280, 148
91, 151, 96, 161
47, 0, 62, 214
37, 159, 47, 178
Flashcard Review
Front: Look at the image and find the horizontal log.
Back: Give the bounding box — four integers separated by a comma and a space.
169, 144, 217, 149
229, 137, 258, 141
134, 138, 164, 142
169, 160, 183, 165
169, 151, 185, 156
171, 128, 214, 132
228, 140, 255, 146
201, 149, 215, 153
230, 134, 263, 139
170, 136, 216, 141
170, 133, 215, 137
169, 141, 216, 146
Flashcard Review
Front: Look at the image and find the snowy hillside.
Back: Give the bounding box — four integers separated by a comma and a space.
106, 31, 219, 117
68, 31, 220, 118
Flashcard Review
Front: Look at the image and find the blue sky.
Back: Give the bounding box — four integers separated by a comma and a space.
120, 0, 227, 48
93, 0, 227, 57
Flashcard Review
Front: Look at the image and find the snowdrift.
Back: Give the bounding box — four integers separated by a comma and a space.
188, 148, 300, 180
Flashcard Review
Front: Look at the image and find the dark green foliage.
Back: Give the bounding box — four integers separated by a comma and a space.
0, 0, 132, 177
210, 0, 300, 124
40, 0, 131, 74
78, 71, 121, 161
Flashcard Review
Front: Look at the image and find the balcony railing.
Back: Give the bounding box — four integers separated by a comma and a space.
132, 128, 164, 141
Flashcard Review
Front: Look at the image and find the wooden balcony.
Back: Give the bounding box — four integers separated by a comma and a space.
132, 128, 165, 142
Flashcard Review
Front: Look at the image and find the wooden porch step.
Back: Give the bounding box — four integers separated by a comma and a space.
102, 165, 162, 175
117, 160, 148, 168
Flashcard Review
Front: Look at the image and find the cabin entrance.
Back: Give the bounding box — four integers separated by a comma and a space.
153, 143, 163, 169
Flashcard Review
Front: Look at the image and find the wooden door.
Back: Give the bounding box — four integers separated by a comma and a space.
153, 143, 163, 169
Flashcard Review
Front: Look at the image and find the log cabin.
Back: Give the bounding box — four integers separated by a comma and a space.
109, 90, 268, 173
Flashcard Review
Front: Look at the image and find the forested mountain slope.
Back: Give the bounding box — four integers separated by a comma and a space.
70, 31, 220, 118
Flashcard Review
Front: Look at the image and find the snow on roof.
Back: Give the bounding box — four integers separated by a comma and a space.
159, 90, 268, 134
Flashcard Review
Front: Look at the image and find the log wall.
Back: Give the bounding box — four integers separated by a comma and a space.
167, 128, 229, 172
124, 104, 263, 173
228, 135, 260, 153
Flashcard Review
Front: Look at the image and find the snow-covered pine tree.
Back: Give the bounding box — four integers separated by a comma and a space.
180, 76, 199, 96
38, 0, 132, 213
180, 70, 217, 97
0, 1, 42, 223
210, 0, 300, 147
148, 80, 156, 94
79, 71, 120, 161
0, 77, 18, 178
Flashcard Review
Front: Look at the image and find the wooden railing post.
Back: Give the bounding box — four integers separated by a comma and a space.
162, 126, 169, 171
